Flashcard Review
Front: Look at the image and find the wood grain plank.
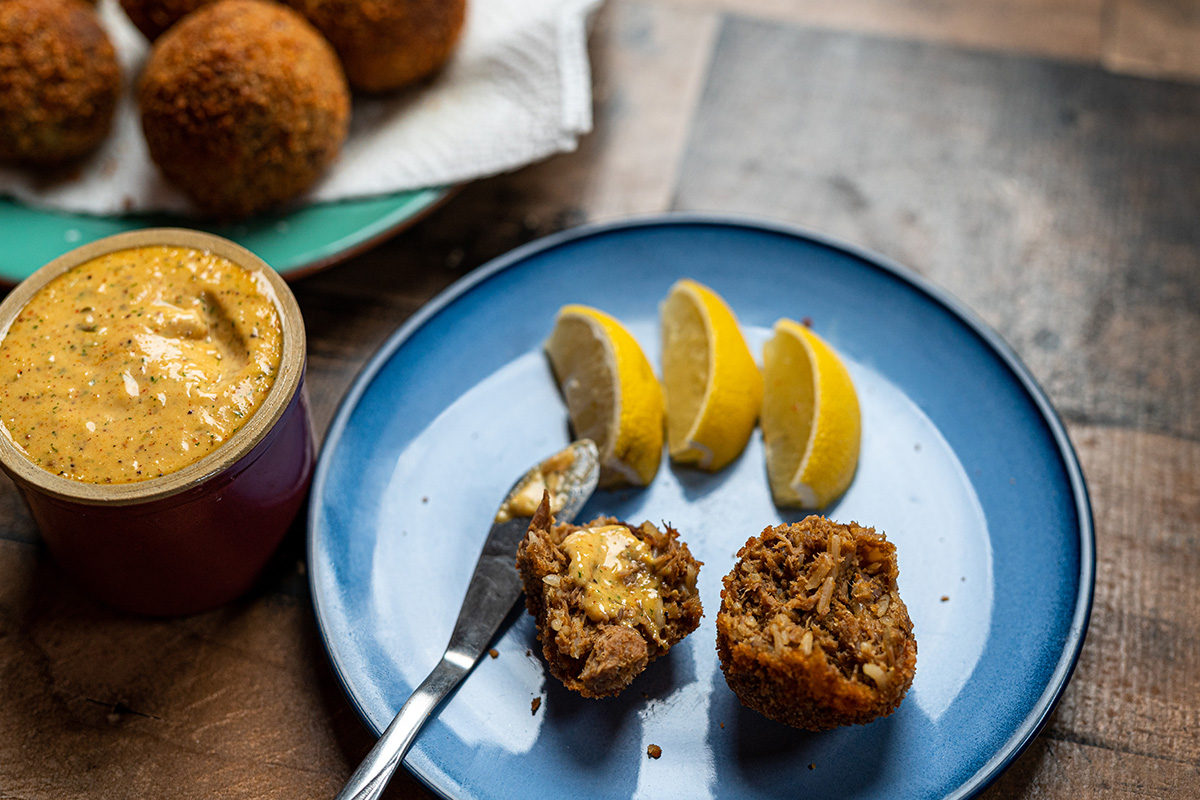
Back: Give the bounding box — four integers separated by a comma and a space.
0, 538, 434, 800
980, 423, 1200, 797
571, 0, 720, 219
1048, 424, 1200, 764
1104, 0, 1200, 82
660, 0, 1200, 85
983, 734, 1200, 798
675, 19, 1200, 438
659, 0, 1106, 62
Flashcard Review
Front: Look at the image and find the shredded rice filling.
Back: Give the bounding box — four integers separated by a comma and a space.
716, 516, 917, 730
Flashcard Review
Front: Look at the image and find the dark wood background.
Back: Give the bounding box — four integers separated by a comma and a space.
2, 0, 1198, 796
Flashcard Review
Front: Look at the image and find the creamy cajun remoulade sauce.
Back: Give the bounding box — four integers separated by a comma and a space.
561, 524, 668, 645
494, 447, 576, 523
0, 245, 283, 484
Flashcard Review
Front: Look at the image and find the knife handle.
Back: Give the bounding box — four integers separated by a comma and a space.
334, 649, 471, 800
335, 518, 530, 800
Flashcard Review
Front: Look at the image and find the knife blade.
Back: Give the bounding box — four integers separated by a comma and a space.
335, 438, 600, 800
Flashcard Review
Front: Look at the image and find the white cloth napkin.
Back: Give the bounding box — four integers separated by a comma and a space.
0, 0, 601, 216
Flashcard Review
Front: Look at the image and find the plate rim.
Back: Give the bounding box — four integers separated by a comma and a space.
0, 185, 453, 285
308, 211, 1096, 800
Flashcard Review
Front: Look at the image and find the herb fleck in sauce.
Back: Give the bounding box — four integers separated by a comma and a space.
0, 245, 283, 484
561, 525, 668, 646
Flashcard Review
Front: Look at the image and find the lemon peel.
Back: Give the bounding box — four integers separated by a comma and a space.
761, 318, 861, 508
545, 304, 664, 488
660, 279, 762, 472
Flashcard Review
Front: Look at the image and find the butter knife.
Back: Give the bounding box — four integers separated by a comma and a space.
335, 439, 600, 800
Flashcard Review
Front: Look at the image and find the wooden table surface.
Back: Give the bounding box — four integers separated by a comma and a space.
3, 0, 1199, 797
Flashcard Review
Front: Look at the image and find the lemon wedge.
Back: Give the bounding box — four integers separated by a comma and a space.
761, 318, 861, 508
545, 304, 664, 487
660, 279, 763, 471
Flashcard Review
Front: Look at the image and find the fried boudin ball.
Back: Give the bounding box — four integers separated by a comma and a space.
118, 0, 211, 39
0, 0, 120, 166
138, 0, 349, 219
716, 517, 916, 730
517, 497, 703, 699
285, 0, 465, 93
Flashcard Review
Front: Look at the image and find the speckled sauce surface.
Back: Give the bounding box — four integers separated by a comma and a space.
0, 245, 282, 484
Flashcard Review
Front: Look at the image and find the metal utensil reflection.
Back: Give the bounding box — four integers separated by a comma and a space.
335, 439, 600, 800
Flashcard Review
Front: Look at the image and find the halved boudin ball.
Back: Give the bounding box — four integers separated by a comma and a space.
517, 497, 702, 699
717, 516, 917, 730
138, 0, 350, 219
0, 0, 121, 166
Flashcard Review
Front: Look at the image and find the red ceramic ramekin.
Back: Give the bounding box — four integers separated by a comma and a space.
0, 229, 314, 615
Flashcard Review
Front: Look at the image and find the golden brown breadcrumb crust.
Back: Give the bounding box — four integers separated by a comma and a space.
284, 0, 465, 93
716, 516, 917, 730
0, 0, 120, 166
138, 0, 350, 219
516, 497, 703, 699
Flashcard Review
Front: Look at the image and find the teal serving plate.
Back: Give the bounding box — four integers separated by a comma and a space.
0, 186, 449, 283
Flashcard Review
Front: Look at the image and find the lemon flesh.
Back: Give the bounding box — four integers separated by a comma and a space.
761, 319, 861, 508
660, 279, 763, 471
545, 304, 664, 488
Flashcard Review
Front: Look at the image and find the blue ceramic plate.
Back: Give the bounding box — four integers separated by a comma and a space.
309, 216, 1094, 800
0, 187, 449, 284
